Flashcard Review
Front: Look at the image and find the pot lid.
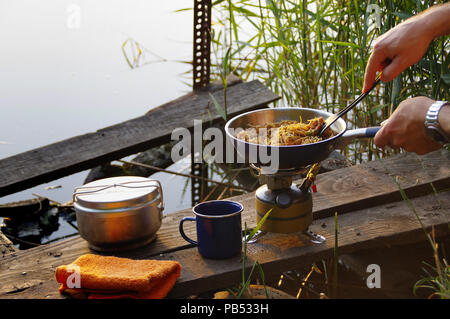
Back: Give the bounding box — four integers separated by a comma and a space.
73, 176, 162, 210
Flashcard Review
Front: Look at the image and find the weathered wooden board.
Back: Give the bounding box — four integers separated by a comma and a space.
158, 150, 450, 256
312, 149, 450, 219
0, 80, 279, 197
0, 197, 49, 218
1, 150, 447, 264
0, 150, 448, 298
0, 190, 448, 298
166, 190, 449, 298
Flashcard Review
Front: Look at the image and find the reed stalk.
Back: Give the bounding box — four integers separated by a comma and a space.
374, 151, 450, 299
210, 0, 449, 164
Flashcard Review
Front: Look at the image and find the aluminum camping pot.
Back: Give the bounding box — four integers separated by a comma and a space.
73, 176, 164, 252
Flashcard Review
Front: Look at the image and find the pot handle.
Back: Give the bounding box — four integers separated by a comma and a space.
151, 179, 164, 211
335, 126, 380, 149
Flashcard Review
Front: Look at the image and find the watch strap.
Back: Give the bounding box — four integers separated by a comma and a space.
425, 101, 447, 122
424, 101, 449, 144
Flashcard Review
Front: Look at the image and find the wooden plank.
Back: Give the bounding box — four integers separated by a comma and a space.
0, 80, 279, 197
167, 191, 450, 298
0, 152, 450, 298
159, 150, 449, 251
312, 149, 450, 219
1, 150, 447, 268
1, 151, 448, 260
0, 190, 448, 298
0, 150, 448, 258
0, 197, 49, 218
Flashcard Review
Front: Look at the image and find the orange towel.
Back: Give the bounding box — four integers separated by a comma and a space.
55, 254, 181, 299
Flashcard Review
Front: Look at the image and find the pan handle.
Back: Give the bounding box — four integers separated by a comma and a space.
335, 126, 380, 149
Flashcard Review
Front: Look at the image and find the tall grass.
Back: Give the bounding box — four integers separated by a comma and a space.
207, 1, 449, 297
210, 0, 449, 163
375, 151, 450, 298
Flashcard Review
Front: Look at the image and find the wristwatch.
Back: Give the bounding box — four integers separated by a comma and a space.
424, 101, 450, 144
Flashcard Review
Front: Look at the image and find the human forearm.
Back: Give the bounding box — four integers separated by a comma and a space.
414, 3, 450, 39
363, 3, 450, 92
438, 104, 450, 135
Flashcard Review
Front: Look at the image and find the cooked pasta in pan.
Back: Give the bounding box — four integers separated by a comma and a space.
235, 116, 334, 146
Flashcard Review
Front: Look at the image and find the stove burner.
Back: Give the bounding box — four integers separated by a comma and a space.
252, 162, 322, 236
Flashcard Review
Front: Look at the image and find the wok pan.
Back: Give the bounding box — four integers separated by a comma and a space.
224, 107, 380, 170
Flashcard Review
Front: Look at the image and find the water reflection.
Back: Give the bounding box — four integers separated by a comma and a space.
0, 1, 199, 247
1, 0, 193, 204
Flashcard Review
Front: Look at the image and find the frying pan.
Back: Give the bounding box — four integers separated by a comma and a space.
224, 107, 380, 170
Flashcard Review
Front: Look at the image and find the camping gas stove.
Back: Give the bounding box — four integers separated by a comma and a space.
251, 163, 324, 242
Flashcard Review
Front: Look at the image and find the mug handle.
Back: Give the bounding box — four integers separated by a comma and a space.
179, 217, 198, 245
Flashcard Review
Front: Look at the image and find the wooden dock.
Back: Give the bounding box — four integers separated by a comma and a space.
0, 150, 448, 298
0, 79, 279, 197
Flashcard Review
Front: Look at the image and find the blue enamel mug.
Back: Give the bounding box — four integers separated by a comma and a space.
179, 200, 243, 259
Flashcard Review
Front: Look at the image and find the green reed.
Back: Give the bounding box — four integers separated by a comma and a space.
210, 0, 449, 164
375, 151, 450, 299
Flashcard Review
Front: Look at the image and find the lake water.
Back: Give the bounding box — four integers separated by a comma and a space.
0, 1, 201, 222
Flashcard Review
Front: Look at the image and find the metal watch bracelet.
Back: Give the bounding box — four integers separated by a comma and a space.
424, 101, 450, 144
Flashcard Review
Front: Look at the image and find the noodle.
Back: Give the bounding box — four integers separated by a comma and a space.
235, 116, 334, 146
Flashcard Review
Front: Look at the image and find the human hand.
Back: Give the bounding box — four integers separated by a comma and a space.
363, 17, 433, 93
374, 96, 442, 155
363, 3, 450, 92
